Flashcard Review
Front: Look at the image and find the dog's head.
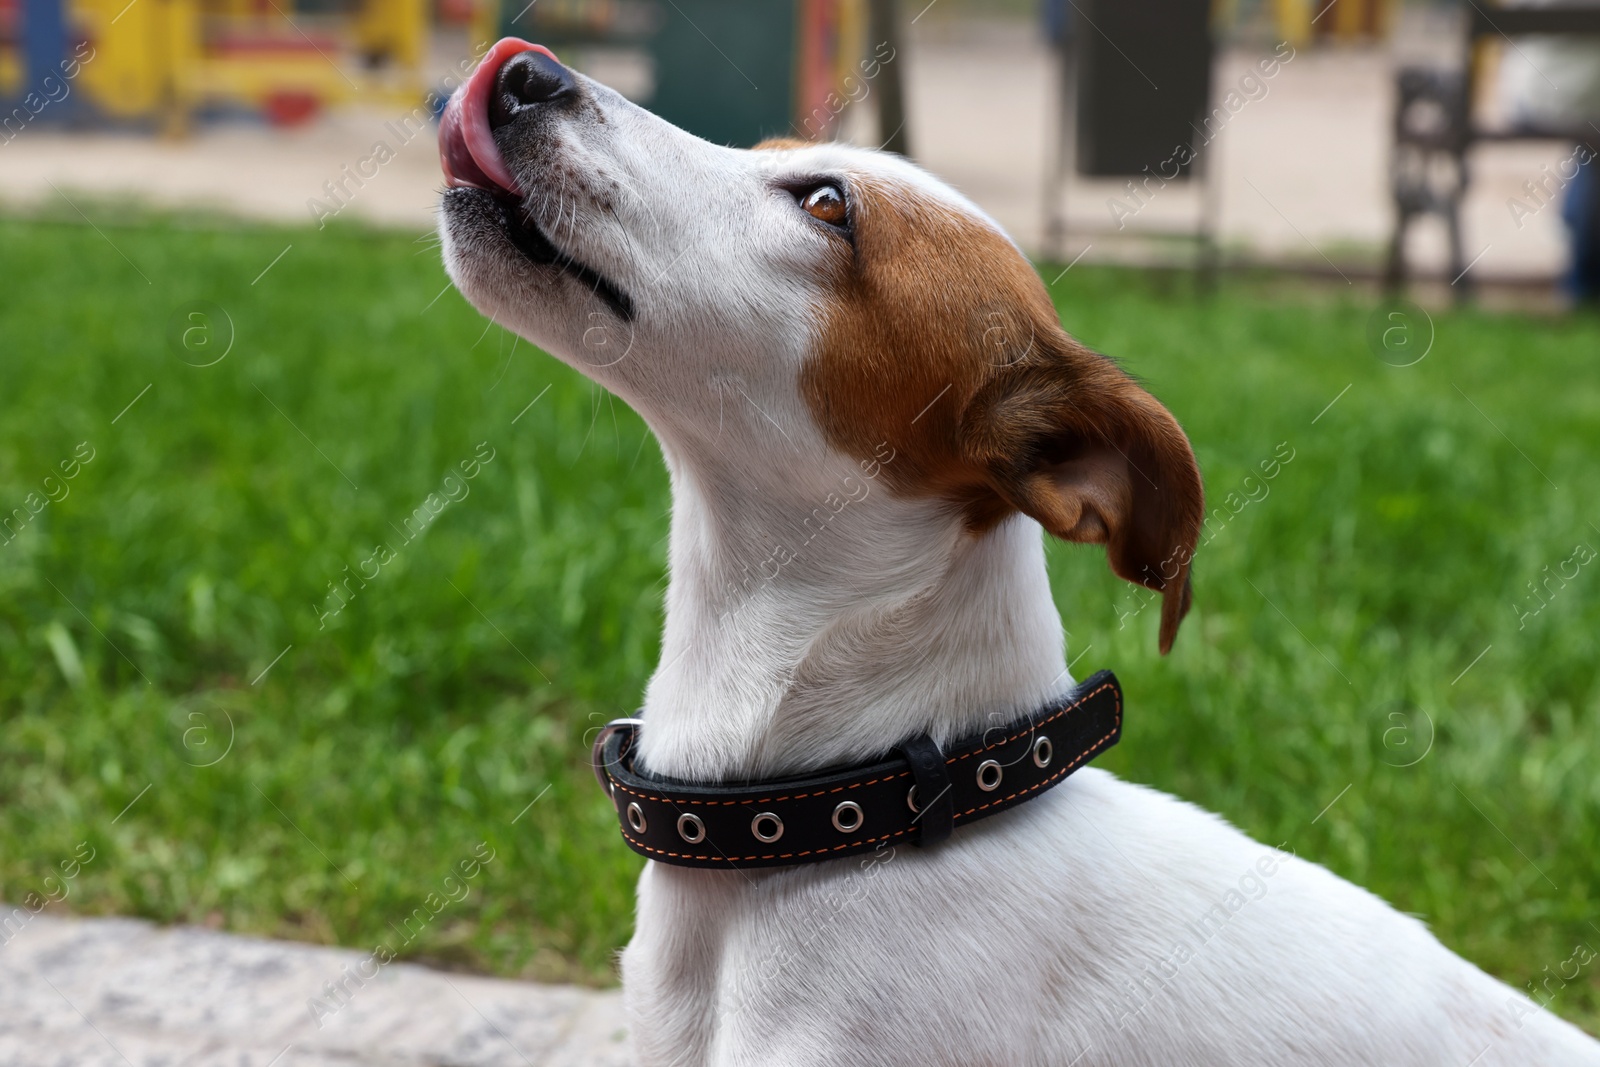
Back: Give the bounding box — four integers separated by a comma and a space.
438, 40, 1204, 652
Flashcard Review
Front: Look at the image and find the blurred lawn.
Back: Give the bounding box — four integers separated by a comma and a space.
0, 214, 1596, 1030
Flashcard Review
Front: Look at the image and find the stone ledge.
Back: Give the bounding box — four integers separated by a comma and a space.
0, 909, 630, 1067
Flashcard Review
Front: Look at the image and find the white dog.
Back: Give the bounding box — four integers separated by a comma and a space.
438, 39, 1600, 1067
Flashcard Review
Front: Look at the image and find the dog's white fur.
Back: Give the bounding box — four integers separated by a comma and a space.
440, 66, 1600, 1067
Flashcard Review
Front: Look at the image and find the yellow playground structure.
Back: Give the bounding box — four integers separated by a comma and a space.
3, 0, 1392, 143
3, 0, 868, 145
1270, 0, 1394, 46
0, 0, 454, 132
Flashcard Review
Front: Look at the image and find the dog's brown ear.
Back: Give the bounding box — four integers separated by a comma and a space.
960, 329, 1204, 654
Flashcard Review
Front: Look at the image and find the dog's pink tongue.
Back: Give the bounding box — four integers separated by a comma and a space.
439, 38, 559, 194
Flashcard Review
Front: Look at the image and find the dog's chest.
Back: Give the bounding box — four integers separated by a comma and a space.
619, 844, 1060, 1067
616, 784, 1143, 1066
614, 771, 1586, 1067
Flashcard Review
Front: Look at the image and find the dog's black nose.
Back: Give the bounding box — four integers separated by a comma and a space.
490, 50, 576, 129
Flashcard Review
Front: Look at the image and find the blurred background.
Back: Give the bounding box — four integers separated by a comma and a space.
5, 0, 1600, 291
2, 1, 1599, 1064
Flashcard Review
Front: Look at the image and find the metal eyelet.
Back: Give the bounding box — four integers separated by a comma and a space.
677, 812, 705, 843
977, 759, 1003, 792
906, 785, 920, 813
832, 801, 864, 834
1032, 735, 1053, 769
626, 802, 647, 833
751, 811, 784, 843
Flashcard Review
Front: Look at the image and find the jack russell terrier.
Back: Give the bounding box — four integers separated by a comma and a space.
437, 39, 1600, 1067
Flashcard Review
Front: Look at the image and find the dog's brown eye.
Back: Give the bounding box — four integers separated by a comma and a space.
801, 184, 847, 225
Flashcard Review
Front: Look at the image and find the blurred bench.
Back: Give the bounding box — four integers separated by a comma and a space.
1387, 2, 1600, 296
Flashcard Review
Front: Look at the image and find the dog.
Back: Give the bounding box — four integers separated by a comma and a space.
437, 39, 1600, 1067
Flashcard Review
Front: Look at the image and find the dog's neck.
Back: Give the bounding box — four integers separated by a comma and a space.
636, 445, 1072, 782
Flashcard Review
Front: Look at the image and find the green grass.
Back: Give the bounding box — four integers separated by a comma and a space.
1, 215, 1597, 1031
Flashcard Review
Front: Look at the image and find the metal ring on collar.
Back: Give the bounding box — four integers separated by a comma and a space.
626, 801, 647, 833
832, 800, 864, 833
592, 717, 644, 793
751, 811, 784, 843
677, 812, 705, 843
1032, 735, 1053, 768
977, 759, 1003, 792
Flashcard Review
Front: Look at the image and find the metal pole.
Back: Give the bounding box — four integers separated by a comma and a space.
1043, 28, 1072, 262
869, 0, 910, 157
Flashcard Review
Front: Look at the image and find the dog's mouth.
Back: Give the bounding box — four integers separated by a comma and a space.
439, 39, 634, 322
493, 193, 635, 321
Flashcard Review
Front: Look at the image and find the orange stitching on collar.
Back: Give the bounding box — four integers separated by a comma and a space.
610, 769, 914, 808
947, 681, 1115, 763
954, 688, 1120, 820
620, 824, 914, 863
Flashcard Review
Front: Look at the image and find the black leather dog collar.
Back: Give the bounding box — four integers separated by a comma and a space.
592, 670, 1122, 869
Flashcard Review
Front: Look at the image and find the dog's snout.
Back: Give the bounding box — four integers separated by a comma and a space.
491, 50, 577, 129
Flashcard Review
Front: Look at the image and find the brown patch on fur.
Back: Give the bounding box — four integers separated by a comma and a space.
801, 174, 1204, 653
753, 138, 813, 152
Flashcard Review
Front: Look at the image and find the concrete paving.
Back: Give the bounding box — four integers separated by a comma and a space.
0, 910, 631, 1067
0, 16, 1577, 280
